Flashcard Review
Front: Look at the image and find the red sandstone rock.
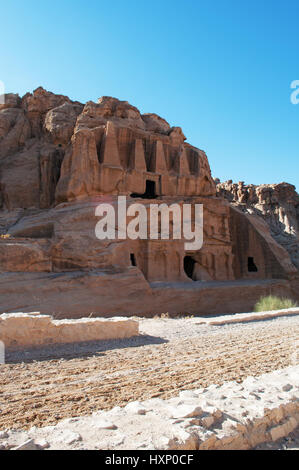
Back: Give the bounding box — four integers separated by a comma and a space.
0, 93, 21, 111
44, 102, 83, 146
0, 87, 297, 317
217, 181, 299, 270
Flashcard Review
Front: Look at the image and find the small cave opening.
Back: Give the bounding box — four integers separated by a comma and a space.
248, 256, 258, 272
130, 253, 137, 267
184, 256, 196, 280
131, 180, 157, 199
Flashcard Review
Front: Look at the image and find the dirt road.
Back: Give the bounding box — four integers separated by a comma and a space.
0, 315, 298, 430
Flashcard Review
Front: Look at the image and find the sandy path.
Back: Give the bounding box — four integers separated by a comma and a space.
0, 315, 298, 430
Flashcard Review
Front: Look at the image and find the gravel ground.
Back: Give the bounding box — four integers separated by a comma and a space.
0, 314, 298, 431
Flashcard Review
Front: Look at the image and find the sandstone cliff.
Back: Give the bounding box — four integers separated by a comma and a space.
0, 87, 216, 213
216, 181, 299, 270
0, 87, 298, 317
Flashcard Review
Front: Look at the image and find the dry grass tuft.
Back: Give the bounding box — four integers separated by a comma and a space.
254, 295, 297, 312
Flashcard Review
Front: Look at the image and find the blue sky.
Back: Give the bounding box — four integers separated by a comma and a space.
1, 0, 298, 189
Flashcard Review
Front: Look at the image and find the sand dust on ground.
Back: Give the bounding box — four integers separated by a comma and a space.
0, 315, 298, 430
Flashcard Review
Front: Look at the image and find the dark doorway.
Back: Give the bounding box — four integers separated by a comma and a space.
184, 256, 196, 280
131, 180, 157, 199
130, 253, 137, 267
248, 257, 258, 272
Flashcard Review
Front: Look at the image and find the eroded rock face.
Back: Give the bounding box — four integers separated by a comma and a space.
0, 87, 216, 211
217, 181, 299, 270
21, 87, 76, 138
0, 108, 31, 158
0, 93, 21, 111
0, 87, 298, 317
44, 102, 83, 146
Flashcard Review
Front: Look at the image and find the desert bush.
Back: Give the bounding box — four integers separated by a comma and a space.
254, 295, 297, 312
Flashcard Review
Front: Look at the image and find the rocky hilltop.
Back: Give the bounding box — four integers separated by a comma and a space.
0, 87, 215, 212
216, 181, 299, 270
0, 87, 298, 317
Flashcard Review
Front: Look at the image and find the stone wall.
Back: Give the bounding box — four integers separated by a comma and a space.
0, 313, 139, 350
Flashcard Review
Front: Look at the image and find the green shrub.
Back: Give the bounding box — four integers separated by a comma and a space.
254, 295, 297, 312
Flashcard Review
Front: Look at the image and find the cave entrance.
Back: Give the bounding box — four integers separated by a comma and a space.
248, 257, 258, 272
184, 256, 196, 280
130, 253, 137, 267
131, 180, 157, 199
